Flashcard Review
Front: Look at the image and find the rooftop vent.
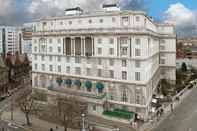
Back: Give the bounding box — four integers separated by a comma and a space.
102, 3, 120, 11
64, 7, 83, 16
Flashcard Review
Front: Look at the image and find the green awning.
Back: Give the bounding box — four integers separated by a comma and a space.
56, 77, 63, 86
48, 85, 53, 90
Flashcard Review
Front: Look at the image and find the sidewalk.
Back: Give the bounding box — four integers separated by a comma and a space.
1, 109, 78, 131
139, 87, 194, 131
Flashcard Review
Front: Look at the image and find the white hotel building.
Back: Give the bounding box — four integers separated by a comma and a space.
32, 5, 176, 121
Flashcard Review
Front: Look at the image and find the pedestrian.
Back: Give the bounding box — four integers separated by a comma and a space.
171, 103, 173, 112
56, 126, 58, 130
50, 128, 53, 131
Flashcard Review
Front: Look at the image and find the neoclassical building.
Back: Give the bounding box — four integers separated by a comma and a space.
32, 5, 176, 121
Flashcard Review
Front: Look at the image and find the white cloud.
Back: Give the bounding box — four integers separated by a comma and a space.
0, 0, 14, 16
164, 3, 197, 36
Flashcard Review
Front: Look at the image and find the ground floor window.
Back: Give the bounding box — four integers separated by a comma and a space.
92, 105, 96, 111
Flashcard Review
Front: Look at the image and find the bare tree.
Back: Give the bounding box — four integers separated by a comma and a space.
15, 88, 37, 126
51, 96, 87, 131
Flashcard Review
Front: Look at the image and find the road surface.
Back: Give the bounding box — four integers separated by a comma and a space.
153, 87, 197, 131
0, 120, 26, 131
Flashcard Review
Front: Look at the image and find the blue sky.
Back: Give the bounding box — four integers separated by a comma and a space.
148, 0, 197, 21
0, 0, 196, 36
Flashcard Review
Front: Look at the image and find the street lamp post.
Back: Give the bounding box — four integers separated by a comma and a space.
81, 113, 86, 131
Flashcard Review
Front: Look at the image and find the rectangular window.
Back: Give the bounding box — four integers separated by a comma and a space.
49, 56, 53, 61
41, 45, 46, 52
42, 64, 45, 71
49, 47, 53, 52
49, 38, 53, 43
109, 48, 114, 55
34, 39, 37, 43
58, 65, 61, 72
34, 64, 37, 70
49, 65, 53, 72
34, 55, 37, 60
135, 61, 141, 68
97, 69, 102, 77
34, 46, 37, 52
109, 70, 114, 78
160, 59, 165, 64
75, 57, 81, 63
160, 45, 165, 50
122, 71, 127, 80
66, 57, 70, 63
109, 59, 114, 66
110, 38, 114, 44
98, 38, 102, 44
122, 47, 127, 56
135, 38, 141, 45
66, 66, 70, 73
41, 55, 45, 61
75, 67, 81, 75
136, 16, 140, 22
98, 48, 102, 55
122, 60, 127, 67
58, 38, 61, 43
86, 68, 91, 76
135, 48, 141, 56
135, 72, 141, 81
58, 47, 61, 52
98, 59, 102, 65
57, 56, 61, 62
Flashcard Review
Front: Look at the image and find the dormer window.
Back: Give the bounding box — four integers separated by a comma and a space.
100, 19, 103, 23
69, 21, 72, 25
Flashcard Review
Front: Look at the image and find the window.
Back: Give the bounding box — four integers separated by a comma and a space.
122, 88, 128, 102
122, 71, 127, 80
41, 55, 45, 61
86, 68, 91, 76
136, 16, 140, 22
112, 17, 116, 22
41, 45, 46, 52
34, 46, 37, 52
66, 57, 70, 62
75, 67, 81, 75
58, 65, 61, 72
49, 56, 53, 61
160, 59, 165, 64
110, 38, 114, 44
92, 105, 96, 111
97, 69, 102, 77
109, 70, 114, 78
100, 19, 103, 23
160, 45, 165, 50
69, 21, 72, 25
122, 47, 127, 55
58, 38, 61, 43
49, 65, 53, 72
122, 16, 129, 26
57, 56, 61, 62
160, 53, 165, 57
49, 38, 53, 43
66, 66, 70, 73
109, 59, 114, 66
51, 22, 53, 25
42, 64, 45, 71
60, 21, 63, 25
98, 59, 102, 65
135, 48, 141, 56
88, 19, 92, 24
109, 48, 114, 55
135, 39, 141, 45
98, 38, 102, 44
49, 47, 53, 52
135, 72, 140, 81
34, 55, 37, 60
58, 47, 61, 52
122, 60, 127, 67
75, 57, 81, 63
34, 64, 38, 70
98, 48, 102, 55
135, 61, 141, 68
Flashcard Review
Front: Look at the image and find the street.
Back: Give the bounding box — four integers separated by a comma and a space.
0, 120, 25, 131
152, 87, 197, 131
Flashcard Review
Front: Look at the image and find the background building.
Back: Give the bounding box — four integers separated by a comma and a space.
32, 4, 176, 121
0, 26, 22, 57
